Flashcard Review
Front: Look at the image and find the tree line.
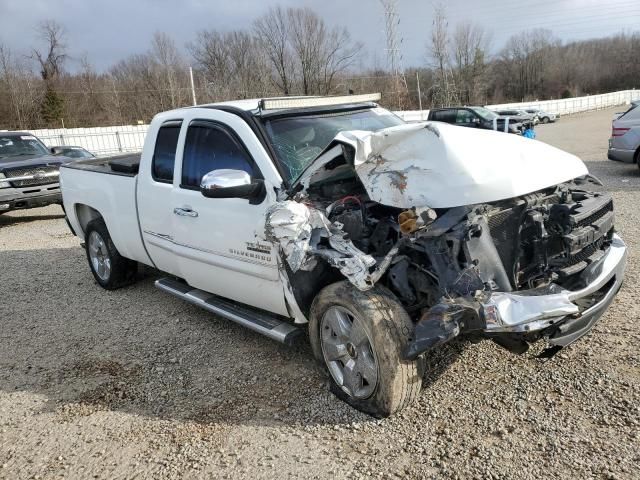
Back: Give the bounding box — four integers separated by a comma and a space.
0, 5, 638, 130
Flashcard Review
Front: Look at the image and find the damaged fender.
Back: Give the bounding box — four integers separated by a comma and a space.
264, 200, 397, 290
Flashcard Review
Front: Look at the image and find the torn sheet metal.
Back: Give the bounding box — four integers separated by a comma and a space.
265, 200, 396, 290
298, 122, 588, 209
264, 200, 329, 272
483, 290, 579, 332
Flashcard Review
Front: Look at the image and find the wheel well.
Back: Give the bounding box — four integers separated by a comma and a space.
75, 204, 102, 235
634, 146, 640, 164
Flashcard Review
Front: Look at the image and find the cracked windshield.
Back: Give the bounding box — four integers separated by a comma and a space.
263, 108, 404, 182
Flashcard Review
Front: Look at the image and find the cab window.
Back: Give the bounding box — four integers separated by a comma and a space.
181, 123, 256, 189
455, 109, 476, 124
431, 110, 456, 123
151, 122, 181, 183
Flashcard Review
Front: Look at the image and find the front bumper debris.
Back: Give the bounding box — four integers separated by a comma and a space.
405, 234, 627, 359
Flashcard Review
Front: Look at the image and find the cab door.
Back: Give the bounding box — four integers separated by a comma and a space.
170, 111, 289, 316
137, 120, 183, 276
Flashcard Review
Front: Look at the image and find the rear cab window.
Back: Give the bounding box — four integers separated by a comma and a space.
152, 122, 182, 183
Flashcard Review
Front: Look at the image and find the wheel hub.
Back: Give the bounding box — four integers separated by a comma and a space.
320, 306, 378, 399
88, 230, 111, 282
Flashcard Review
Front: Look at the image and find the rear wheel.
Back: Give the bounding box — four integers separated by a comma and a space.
309, 281, 422, 417
85, 218, 137, 289
541, 116, 550, 124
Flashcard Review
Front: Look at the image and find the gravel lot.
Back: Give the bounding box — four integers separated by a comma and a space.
1, 107, 638, 479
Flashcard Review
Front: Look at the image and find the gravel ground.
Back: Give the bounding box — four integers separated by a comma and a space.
0, 107, 638, 480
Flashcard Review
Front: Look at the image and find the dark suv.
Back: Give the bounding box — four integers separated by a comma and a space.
428, 106, 524, 134
0, 132, 70, 214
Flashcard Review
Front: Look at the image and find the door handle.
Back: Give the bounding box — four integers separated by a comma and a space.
173, 207, 198, 217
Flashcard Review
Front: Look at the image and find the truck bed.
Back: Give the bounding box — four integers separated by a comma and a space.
60, 152, 153, 267
62, 153, 141, 176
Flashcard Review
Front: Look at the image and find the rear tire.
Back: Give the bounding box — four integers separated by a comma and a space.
309, 281, 422, 417
85, 218, 137, 290
541, 116, 550, 124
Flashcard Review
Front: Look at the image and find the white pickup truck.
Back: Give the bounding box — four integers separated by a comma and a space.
60, 94, 627, 417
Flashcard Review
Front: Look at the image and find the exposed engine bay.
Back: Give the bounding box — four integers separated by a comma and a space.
264, 123, 622, 359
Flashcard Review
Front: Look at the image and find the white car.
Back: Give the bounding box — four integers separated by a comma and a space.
60, 94, 627, 416
608, 101, 640, 164
525, 109, 559, 124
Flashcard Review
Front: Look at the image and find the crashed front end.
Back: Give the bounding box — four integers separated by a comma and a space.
403, 185, 626, 358
266, 122, 627, 359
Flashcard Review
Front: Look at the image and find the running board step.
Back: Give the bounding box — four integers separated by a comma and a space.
155, 277, 302, 346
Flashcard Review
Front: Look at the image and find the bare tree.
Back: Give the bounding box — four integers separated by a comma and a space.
287, 7, 362, 95
189, 29, 271, 101
254, 6, 293, 95
452, 22, 490, 104
497, 29, 557, 101
428, 4, 458, 106
150, 32, 187, 109
32, 20, 67, 81
0, 44, 40, 129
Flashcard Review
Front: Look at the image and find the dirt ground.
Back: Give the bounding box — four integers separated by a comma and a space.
0, 107, 638, 479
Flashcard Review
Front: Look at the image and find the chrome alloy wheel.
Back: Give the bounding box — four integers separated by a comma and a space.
320, 306, 379, 399
88, 230, 111, 281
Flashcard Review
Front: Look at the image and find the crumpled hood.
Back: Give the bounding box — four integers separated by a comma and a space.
302, 122, 588, 209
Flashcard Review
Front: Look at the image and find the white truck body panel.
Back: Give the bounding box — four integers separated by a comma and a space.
60, 167, 153, 266
62, 107, 290, 317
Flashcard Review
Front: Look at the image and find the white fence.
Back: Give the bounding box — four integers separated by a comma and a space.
395, 88, 640, 122
488, 89, 640, 116
21, 89, 640, 157
27, 125, 148, 158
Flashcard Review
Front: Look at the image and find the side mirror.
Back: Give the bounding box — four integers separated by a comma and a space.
200, 169, 265, 204
50, 146, 62, 155
472, 117, 481, 124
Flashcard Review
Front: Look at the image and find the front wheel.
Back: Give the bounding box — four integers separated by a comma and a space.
85, 218, 137, 290
541, 116, 550, 124
309, 281, 423, 417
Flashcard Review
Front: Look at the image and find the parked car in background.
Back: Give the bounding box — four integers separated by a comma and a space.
427, 106, 523, 133
525, 108, 559, 124
613, 100, 640, 120
60, 94, 626, 416
0, 131, 70, 214
608, 101, 640, 165
51, 146, 96, 159
493, 109, 536, 126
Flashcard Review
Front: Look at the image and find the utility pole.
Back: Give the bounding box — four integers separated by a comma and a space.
189, 67, 197, 106
416, 71, 422, 112
381, 0, 408, 110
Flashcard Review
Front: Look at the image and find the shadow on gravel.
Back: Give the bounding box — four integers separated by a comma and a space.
0, 247, 461, 428
0, 211, 65, 226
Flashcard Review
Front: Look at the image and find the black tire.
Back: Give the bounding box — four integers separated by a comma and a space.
84, 217, 137, 290
541, 116, 550, 124
309, 281, 422, 417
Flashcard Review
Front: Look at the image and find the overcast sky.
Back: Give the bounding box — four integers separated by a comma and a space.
1, 0, 638, 73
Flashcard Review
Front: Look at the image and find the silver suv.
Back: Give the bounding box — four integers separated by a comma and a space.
608, 101, 640, 165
